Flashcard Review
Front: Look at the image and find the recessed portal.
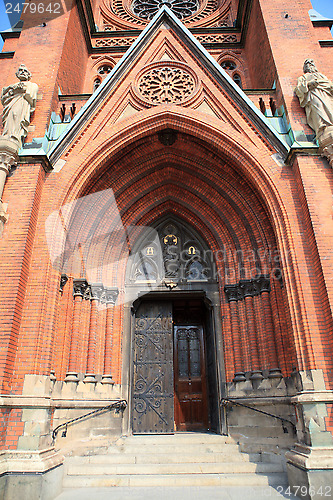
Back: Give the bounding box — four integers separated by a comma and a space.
132, 297, 215, 434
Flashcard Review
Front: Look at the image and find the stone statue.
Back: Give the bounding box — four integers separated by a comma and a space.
295, 59, 333, 139
1, 64, 38, 149
295, 59, 333, 167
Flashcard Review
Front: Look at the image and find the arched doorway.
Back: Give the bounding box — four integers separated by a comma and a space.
125, 217, 223, 434
48, 125, 296, 445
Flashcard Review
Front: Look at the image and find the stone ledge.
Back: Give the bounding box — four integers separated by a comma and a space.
291, 391, 333, 404
286, 443, 333, 470
0, 379, 122, 409
0, 447, 63, 474
0, 395, 124, 409
226, 395, 293, 405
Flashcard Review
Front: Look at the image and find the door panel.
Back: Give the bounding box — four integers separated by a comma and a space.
132, 302, 174, 434
174, 325, 208, 431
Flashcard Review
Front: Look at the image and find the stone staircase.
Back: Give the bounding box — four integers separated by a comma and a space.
61, 432, 288, 488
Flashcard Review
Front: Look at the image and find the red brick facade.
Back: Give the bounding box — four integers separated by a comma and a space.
0, 0, 332, 456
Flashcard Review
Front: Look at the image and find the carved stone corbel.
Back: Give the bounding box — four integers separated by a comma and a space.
105, 287, 119, 305
73, 278, 89, 297
0, 138, 18, 223
318, 125, 333, 167
90, 283, 104, 301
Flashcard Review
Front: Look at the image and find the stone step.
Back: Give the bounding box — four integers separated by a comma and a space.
63, 472, 287, 488
66, 461, 284, 476
67, 451, 264, 465
119, 433, 233, 444
111, 443, 241, 454
62, 433, 287, 491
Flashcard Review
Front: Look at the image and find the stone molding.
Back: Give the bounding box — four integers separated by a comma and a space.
0, 391, 122, 409
72, 279, 119, 304
291, 391, 333, 404
72, 278, 89, 297
104, 287, 119, 304
224, 275, 271, 302
59, 274, 68, 293
0, 447, 63, 475
286, 443, 333, 470
318, 125, 333, 167
0, 146, 18, 175
225, 395, 293, 406
90, 283, 104, 301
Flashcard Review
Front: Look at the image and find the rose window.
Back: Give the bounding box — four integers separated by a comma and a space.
132, 0, 199, 21
138, 67, 196, 104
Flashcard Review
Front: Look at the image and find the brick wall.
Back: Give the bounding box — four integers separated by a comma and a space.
0, 0, 332, 448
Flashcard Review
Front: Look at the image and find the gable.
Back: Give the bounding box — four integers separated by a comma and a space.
44, 7, 290, 166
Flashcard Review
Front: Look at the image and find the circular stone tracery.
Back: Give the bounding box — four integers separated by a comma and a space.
138, 67, 196, 104
132, 0, 199, 20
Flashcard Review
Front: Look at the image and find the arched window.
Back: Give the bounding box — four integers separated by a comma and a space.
93, 64, 113, 92
233, 73, 242, 88
93, 78, 101, 92
98, 65, 112, 76
221, 60, 236, 71
129, 219, 214, 284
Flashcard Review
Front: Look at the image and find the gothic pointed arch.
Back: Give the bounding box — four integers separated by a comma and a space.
127, 215, 216, 285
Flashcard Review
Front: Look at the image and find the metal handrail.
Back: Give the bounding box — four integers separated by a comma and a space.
221, 397, 296, 434
52, 399, 127, 441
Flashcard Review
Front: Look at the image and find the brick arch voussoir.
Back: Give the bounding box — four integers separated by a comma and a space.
114, 162, 275, 270
56, 110, 313, 369
101, 199, 235, 289
62, 110, 281, 219
118, 181, 259, 276
93, 190, 251, 288
97, 144, 278, 275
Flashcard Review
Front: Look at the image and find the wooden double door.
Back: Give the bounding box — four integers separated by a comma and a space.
132, 300, 209, 433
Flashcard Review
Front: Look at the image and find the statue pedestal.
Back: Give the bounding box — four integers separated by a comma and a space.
0, 138, 19, 225
318, 126, 333, 167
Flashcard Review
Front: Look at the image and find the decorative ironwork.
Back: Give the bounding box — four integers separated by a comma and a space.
132, 302, 174, 433
132, 0, 199, 21
138, 67, 195, 104
52, 400, 127, 441
221, 397, 296, 434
